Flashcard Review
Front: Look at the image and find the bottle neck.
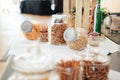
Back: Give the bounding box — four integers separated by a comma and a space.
97, 0, 101, 4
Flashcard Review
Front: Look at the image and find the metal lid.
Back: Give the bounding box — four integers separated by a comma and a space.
64, 28, 77, 42
21, 20, 33, 33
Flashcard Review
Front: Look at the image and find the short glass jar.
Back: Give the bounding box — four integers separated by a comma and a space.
88, 32, 100, 47
77, 53, 110, 80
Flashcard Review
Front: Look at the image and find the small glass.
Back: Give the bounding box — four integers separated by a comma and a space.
88, 32, 100, 47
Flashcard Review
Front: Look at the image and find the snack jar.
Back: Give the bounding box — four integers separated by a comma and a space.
64, 28, 88, 50
50, 14, 67, 45
77, 53, 110, 80
21, 20, 40, 40
39, 24, 48, 42
55, 55, 83, 80
88, 32, 100, 47
9, 43, 54, 80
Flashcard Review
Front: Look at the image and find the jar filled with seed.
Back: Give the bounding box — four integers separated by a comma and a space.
64, 28, 88, 50
39, 24, 48, 42
50, 14, 67, 45
21, 20, 40, 40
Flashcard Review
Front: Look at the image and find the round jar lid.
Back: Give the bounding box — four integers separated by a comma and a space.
21, 20, 33, 33
64, 28, 77, 42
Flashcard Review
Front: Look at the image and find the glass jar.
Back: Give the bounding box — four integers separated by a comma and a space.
88, 32, 100, 47
11, 43, 54, 80
77, 53, 110, 80
21, 20, 40, 40
55, 56, 82, 80
50, 14, 67, 45
39, 24, 48, 42
64, 28, 88, 50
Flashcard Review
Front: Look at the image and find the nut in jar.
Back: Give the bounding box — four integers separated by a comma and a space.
21, 20, 40, 40
64, 28, 88, 50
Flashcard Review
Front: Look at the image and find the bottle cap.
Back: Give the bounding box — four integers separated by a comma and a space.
21, 20, 33, 33
64, 28, 77, 42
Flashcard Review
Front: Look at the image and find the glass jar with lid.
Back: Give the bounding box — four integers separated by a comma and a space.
50, 14, 68, 45
10, 43, 54, 80
21, 20, 40, 40
64, 28, 88, 50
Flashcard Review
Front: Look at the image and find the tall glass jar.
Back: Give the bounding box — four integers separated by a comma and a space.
50, 14, 67, 45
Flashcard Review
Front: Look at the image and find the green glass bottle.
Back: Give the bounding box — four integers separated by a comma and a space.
93, 0, 102, 34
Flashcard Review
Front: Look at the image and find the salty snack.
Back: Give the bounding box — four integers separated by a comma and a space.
82, 60, 109, 80
56, 60, 81, 80
51, 23, 67, 45
78, 53, 110, 80
64, 28, 88, 50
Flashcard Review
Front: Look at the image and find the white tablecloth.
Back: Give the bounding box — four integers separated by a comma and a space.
8, 35, 120, 80
9, 35, 119, 57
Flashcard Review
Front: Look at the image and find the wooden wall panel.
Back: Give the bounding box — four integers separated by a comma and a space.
63, 0, 70, 15
83, 0, 90, 31
75, 0, 83, 28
